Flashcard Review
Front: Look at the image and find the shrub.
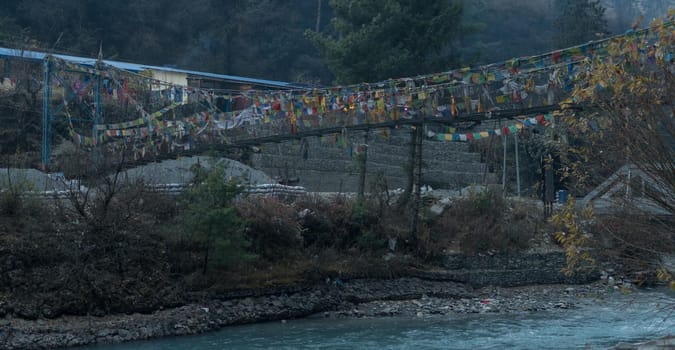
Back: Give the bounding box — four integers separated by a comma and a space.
235, 196, 303, 261
430, 191, 535, 256
295, 194, 401, 253
0, 170, 41, 219
466, 187, 504, 216
295, 195, 353, 249
136, 190, 178, 224
355, 230, 387, 252
589, 213, 675, 284
0, 189, 22, 216
459, 218, 534, 254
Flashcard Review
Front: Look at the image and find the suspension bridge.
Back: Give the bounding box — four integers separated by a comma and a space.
0, 20, 672, 193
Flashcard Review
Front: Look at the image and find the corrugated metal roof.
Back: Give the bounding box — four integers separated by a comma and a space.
0, 47, 296, 89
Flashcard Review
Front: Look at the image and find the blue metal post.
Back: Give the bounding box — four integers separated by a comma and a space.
42, 57, 52, 170
3, 57, 9, 79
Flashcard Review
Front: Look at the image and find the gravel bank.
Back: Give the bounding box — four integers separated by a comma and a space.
320, 281, 612, 319
0, 278, 622, 350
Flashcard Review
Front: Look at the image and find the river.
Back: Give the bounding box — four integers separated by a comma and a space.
80, 289, 674, 350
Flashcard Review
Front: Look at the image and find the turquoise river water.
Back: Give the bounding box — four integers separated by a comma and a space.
80, 289, 674, 350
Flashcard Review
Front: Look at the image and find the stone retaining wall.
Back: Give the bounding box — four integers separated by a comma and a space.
249, 128, 497, 192
430, 252, 599, 287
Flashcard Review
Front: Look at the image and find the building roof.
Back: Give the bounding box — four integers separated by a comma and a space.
0, 46, 297, 89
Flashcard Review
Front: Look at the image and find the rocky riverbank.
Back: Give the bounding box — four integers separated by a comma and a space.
0, 277, 626, 350
320, 281, 612, 319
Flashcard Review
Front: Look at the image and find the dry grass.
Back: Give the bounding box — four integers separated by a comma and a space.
430, 192, 541, 256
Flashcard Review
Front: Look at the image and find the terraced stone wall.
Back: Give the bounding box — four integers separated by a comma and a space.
249, 128, 497, 192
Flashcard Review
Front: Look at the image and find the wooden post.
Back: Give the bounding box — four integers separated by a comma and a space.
410, 123, 423, 241
502, 133, 507, 197
514, 132, 521, 197
358, 129, 369, 200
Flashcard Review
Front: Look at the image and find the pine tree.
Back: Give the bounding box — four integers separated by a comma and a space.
306, 0, 469, 84
554, 0, 609, 47
179, 159, 254, 273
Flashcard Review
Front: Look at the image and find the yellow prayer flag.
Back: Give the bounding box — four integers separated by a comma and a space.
377, 98, 385, 111
568, 47, 582, 55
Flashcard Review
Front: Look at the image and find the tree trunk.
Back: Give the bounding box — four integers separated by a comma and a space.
315, 0, 322, 32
